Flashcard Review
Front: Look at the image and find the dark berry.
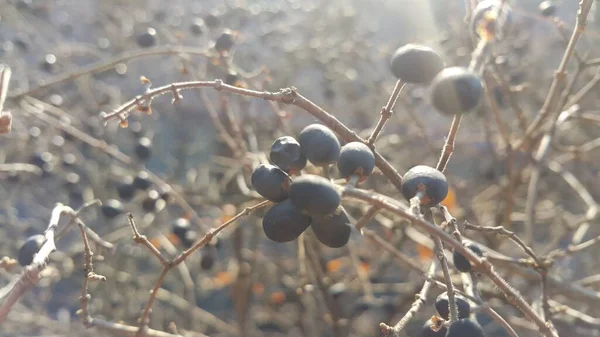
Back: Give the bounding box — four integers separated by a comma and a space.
430, 67, 483, 116
41, 54, 57, 72
204, 13, 221, 28
101, 199, 124, 218
190, 18, 205, 35
215, 29, 235, 53
31, 152, 53, 170
389, 44, 444, 84
401, 165, 448, 207
17, 234, 45, 266
137, 28, 157, 48
251, 164, 291, 202
453, 241, 484, 273
298, 124, 340, 166
420, 318, 447, 337
471, 0, 513, 40
538, 1, 556, 17
117, 176, 136, 201
224, 71, 239, 86
134, 137, 152, 160
171, 218, 190, 242
262, 199, 311, 243
435, 292, 471, 320
311, 207, 352, 248
142, 190, 160, 212
337, 142, 375, 181
270, 136, 307, 172
289, 175, 341, 216
182, 230, 198, 248
446, 318, 485, 337
201, 245, 216, 270
133, 171, 152, 190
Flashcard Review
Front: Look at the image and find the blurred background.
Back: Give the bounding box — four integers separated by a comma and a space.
2, 0, 600, 337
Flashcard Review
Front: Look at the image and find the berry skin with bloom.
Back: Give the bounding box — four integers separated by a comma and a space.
430, 67, 484, 116
17, 234, 45, 266
251, 164, 291, 202
298, 124, 341, 166
401, 165, 449, 207
262, 199, 311, 243
270, 136, 307, 173
289, 175, 341, 216
337, 142, 375, 181
453, 241, 485, 273
389, 44, 444, 84
311, 207, 352, 248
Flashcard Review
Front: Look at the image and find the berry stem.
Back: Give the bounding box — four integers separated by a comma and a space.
367, 80, 405, 146
427, 209, 459, 323
436, 38, 488, 173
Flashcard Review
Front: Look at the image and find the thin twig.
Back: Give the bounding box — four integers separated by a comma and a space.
367, 80, 404, 146
100, 80, 404, 191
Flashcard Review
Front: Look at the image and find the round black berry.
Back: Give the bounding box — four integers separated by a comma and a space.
262, 199, 311, 243
101, 199, 124, 218
201, 245, 216, 270
31, 151, 53, 172
182, 230, 198, 248
142, 190, 160, 212
435, 292, 471, 320
471, 0, 513, 40
190, 18, 205, 35
538, 1, 556, 17
311, 207, 352, 248
133, 171, 152, 190
337, 142, 375, 181
215, 29, 235, 53
289, 175, 341, 216
453, 241, 484, 273
270, 136, 307, 173
401, 165, 448, 207
171, 218, 190, 243
430, 67, 483, 116
298, 124, 340, 166
204, 13, 221, 28
117, 176, 136, 201
135, 137, 152, 160
389, 44, 444, 84
420, 318, 447, 337
224, 71, 239, 86
446, 318, 485, 337
17, 234, 45, 266
137, 28, 157, 48
251, 164, 291, 202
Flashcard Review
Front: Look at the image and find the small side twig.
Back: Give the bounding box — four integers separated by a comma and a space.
367, 80, 405, 146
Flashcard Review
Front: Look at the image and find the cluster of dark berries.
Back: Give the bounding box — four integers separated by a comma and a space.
251, 124, 376, 248
420, 291, 484, 337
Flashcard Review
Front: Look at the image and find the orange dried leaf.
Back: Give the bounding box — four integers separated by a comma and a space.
359, 262, 370, 274
149, 237, 161, 249
167, 233, 180, 245
417, 243, 433, 262
441, 186, 457, 212
214, 271, 234, 286
326, 258, 344, 273
268, 291, 286, 305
